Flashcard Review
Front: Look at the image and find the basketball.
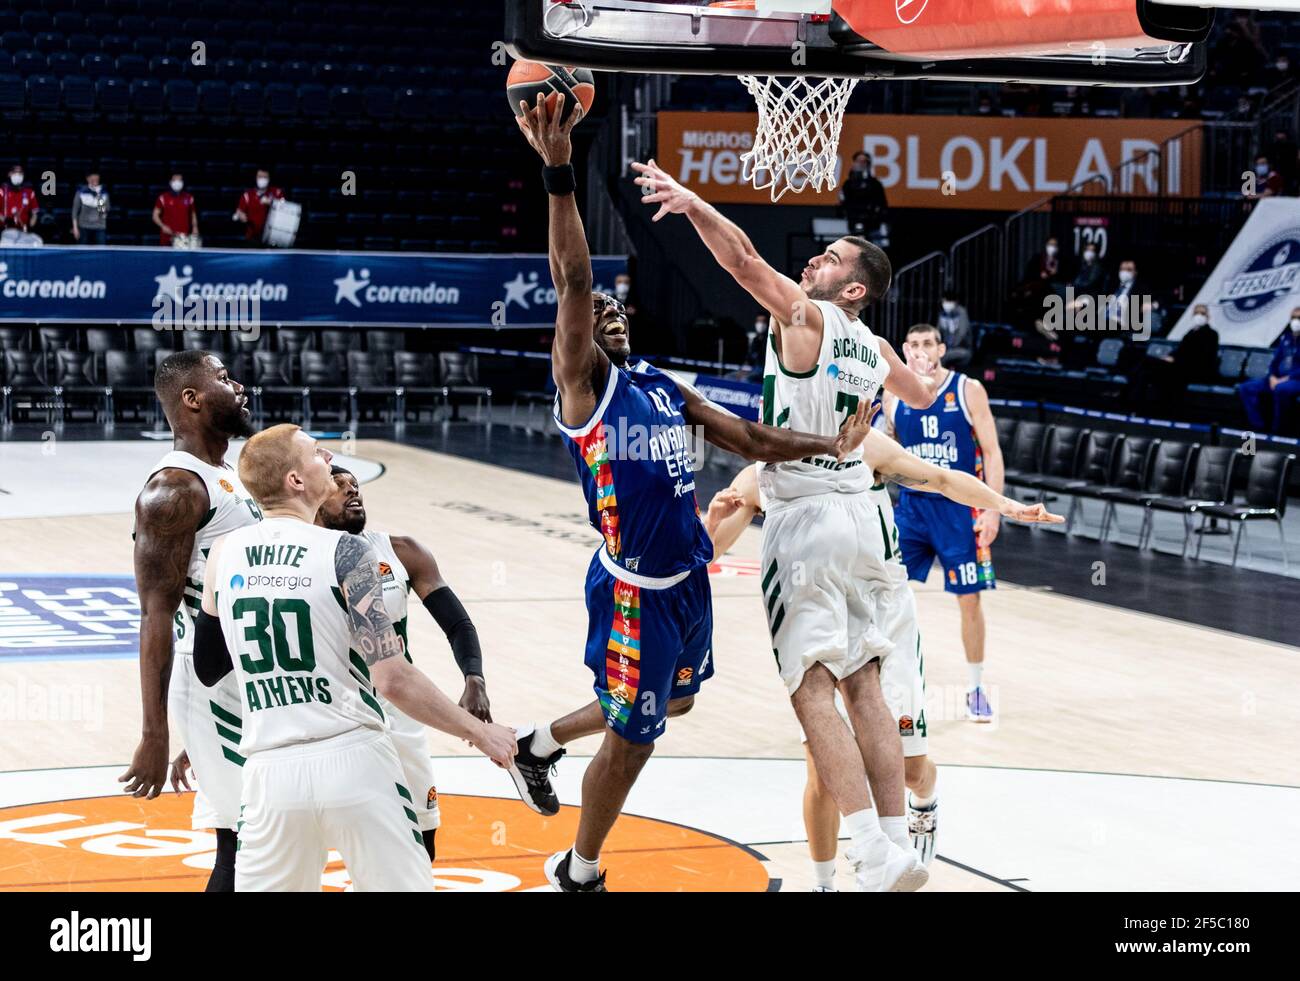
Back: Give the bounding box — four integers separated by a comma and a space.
506, 61, 595, 125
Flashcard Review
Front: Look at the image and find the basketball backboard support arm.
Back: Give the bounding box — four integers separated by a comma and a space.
504, 1, 1209, 86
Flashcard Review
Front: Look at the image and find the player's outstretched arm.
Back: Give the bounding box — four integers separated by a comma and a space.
703, 464, 761, 561
864, 430, 1063, 525
517, 93, 601, 425
678, 375, 873, 463
631, 158, 823, 351
880, 338, 939, 410
391, 535, 491, 723
335, 534, 516, 767
119, 468, 208, 800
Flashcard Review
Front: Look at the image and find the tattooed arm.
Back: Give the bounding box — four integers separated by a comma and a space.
334, 534, 516, 766
119, 468, 209, 800
861, 429, 1064, 525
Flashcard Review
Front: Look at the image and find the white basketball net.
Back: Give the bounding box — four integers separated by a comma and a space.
738, 75, 859, 201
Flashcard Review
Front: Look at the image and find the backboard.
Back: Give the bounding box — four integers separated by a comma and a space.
504, 1, 1212, 86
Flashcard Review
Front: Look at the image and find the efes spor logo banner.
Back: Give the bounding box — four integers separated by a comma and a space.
0, 248, 626, 327
1169, 197, 1300, 349
656, 112, 1200, 211
0, 575, 140, 660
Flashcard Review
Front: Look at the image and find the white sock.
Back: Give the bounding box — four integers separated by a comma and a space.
811, 858, 836, 889
843, 808, 888, 860
530, 722, 561, 759
879, 815, 909, 851
967, 662, 984, 691
568, 848, 599, 884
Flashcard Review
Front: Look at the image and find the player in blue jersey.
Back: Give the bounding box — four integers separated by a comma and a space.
884, 324, 1007, 722
508, 94, 876, 891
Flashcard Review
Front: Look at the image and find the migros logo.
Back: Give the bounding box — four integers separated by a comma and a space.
0, 786, 767, 892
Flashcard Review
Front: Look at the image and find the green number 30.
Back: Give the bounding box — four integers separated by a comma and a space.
231, 597, 315, 675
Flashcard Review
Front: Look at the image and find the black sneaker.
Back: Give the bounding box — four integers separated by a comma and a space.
544, 849, 607, 892
507, 727, 565, 816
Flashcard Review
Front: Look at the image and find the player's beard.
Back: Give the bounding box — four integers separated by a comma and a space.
335, 510, 366, 535
215, 400, 256, 438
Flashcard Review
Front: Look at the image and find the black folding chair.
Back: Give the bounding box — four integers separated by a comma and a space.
1195, 450, 1295, 571
1142, 445, 1237, 557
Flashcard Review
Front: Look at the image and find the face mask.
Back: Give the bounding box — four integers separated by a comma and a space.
1192, 314, 1208, 327
942, 301, 956, 313
1257, 164, 1270, 177
1045, 245, 1058, 256
1118, 270, 1134, 284
1291, 318, 1300, 330
170, 180, 183, 192
978, 105, 991, 114
1280, 61, 1290, 72
1083, 251, 1096, 263
256, 177, 269, 189
755, 320, 767, 333
9, 174, 21, 186
614, 282, 630, 301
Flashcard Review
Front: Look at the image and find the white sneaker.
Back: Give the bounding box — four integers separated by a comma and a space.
847, 839, 929, 892
908, 796, 938, 867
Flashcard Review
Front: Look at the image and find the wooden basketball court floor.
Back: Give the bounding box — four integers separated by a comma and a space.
1, 435, 1297, 892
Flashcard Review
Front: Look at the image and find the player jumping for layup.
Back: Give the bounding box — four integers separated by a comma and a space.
883, 324, 1007, 722
120, 350, 260, 892
316, 464, 493, 860
195, 426, 516, 891
508, 95, 876, 892
632, 158, 954, 890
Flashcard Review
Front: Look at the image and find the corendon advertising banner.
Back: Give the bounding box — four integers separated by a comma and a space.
656, 112, 1201, 211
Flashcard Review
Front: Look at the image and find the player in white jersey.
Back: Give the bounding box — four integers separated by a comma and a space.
704, 440, 1060, 890
120, 349, 259, 892
192, 425, 517, 891
315, 464, 493, 861
634, 157, 947, 890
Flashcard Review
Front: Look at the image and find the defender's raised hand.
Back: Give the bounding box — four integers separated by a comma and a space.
632, 158, 698, 221
516, 92, 582, 166
831, 399, 880, 462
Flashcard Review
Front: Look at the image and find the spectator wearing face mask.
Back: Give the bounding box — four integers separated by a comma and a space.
1104, 259, 1158, 332
937, 291, 972, 369
1133, 304, 1219, 407
741, 312, 770, 383
70, 171, 110, 245
1071, 243, 1105, 295
839, 151, 888, 240
1, 165, 40, 232
1238, 309, 1300, 434
1251, 155, 1285, 199
1266, 53, 1296, 92
153, 173, 198, 246
233, 168, 285, 246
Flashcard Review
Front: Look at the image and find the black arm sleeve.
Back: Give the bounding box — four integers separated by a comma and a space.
193, 608, 234, 687
422, 587, 483, 679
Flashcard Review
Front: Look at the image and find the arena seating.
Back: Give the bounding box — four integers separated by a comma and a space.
0, 0, 527, 252
996, 415, 1295, 563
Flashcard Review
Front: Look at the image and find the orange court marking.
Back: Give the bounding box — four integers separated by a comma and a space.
0, 792, 769, 892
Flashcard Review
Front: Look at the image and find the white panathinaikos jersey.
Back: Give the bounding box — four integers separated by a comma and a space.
213, 518, 389, 756
758, 299, 891, 507
145, 450, 262, 655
